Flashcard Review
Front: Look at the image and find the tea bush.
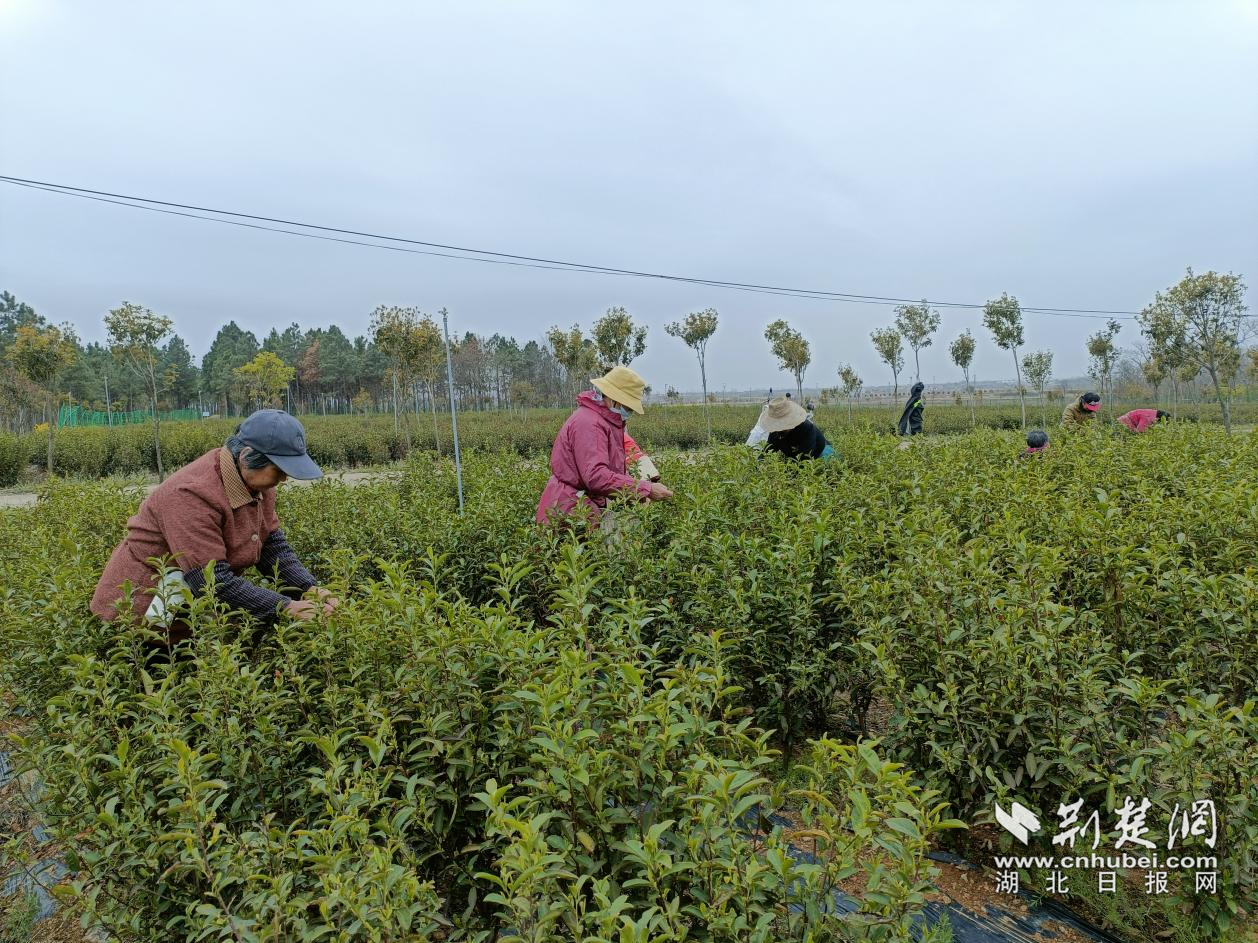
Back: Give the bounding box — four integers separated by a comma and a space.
1, 488, 958, 941
0, 431, 24, 486
2, 422, 1256, 939
19, 399, 1258, 483
283, 425, 1258, 938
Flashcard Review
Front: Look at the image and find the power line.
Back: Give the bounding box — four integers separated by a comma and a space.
1, 181, 919, 309
1, 173, 1144, 319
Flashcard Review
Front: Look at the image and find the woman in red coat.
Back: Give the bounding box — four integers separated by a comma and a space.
1117, 408, 1169, 433
536, 366, 672, 525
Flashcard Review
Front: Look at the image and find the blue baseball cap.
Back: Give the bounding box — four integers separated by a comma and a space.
236, 409, 323, 480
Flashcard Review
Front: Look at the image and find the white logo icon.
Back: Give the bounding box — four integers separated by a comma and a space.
995, 801, 1041, 844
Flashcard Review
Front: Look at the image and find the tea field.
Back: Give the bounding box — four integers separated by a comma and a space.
1, 425, 1255, 941
3, 401, 1258, 487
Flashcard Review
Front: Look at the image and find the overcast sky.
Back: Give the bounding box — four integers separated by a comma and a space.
2, 1, 1255, 393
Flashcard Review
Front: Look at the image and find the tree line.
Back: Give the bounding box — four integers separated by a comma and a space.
2, 267, 1251, 458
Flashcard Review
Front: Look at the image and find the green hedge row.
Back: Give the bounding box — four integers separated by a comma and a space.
5, 399, 1255, 486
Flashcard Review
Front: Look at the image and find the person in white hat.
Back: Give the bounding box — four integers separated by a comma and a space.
758, 396, 835, 460
536, 366, 673, 525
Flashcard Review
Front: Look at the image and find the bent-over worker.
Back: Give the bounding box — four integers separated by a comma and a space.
760, 396, 835, 460
1116, 408, 1169, 433
90, 409, 338, 642
1021, 429, 1049, 459
1061, 392, 1101, 427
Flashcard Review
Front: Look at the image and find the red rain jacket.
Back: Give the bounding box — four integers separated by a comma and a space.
536, 391, 652, 524
1117, 408, 1160, 433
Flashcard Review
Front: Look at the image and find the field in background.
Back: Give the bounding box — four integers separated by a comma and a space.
2, 400, 1256, 488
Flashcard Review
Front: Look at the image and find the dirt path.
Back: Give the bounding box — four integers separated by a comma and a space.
0, 470, 392, 510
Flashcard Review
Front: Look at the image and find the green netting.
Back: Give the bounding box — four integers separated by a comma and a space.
57, 404, 201, 427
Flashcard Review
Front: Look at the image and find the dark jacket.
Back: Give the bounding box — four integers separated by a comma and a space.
766, 419, 830, 460
897, 382, 925, 435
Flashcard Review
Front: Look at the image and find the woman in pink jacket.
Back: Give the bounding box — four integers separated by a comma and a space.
536, 366, 673, 525
1117, 408, 1169, 433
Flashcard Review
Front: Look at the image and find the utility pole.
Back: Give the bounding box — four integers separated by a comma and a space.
441, 307, 465, 513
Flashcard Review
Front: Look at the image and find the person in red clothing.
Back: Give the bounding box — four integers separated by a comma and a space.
1117, 408, 1170, 433
536, 366, 672, 526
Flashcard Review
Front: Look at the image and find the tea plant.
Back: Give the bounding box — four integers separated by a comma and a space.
2, 421, 1255, 939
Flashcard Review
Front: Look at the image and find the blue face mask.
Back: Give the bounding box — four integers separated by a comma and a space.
593, 389, 631, 420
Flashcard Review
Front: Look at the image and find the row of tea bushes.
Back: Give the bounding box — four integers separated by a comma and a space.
4, 423, 1255, 937
0, 488, 957, 941
9, 398, 1254, 485
274, 425, 1258, 938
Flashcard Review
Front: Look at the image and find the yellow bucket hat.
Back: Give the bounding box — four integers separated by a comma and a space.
591, 365, 647, 415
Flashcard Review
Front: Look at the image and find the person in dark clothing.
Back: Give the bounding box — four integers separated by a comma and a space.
1021, 429, 1049, 458
897, 382, 925, 436
760, 396, 835, 460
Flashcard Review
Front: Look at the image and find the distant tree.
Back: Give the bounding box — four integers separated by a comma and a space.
546, 324, 600, 401
948, 330, 977, 428
160, 335, 199, 408
0, 291, 43, 352
894, 301, 941, 382
1085, 319, 1122, 418
1135, 343, 1167, 404
316, 326, 358, 404
837, 363, 863, 422
983, 293, 1027, 429
869, 327, 904, 399
1141, 269, 1249, 432
201, 322, 260, 415
665, 307, 719, 440
297, 337, 322, 411
263, 323, 306, 366
764, 319, 811, 399
105, 302, 174, 480
7, 322, 77, 473
350, 389, 373, 414
1020, 349, 1054, 428
411, 318, 445, 448
263, 322, 306, 408
372, 305, 423, 447
665, 384, 681, 404
233, 351, 296, 410
1138, 302, 1191, 416
591, 306, 647, 368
